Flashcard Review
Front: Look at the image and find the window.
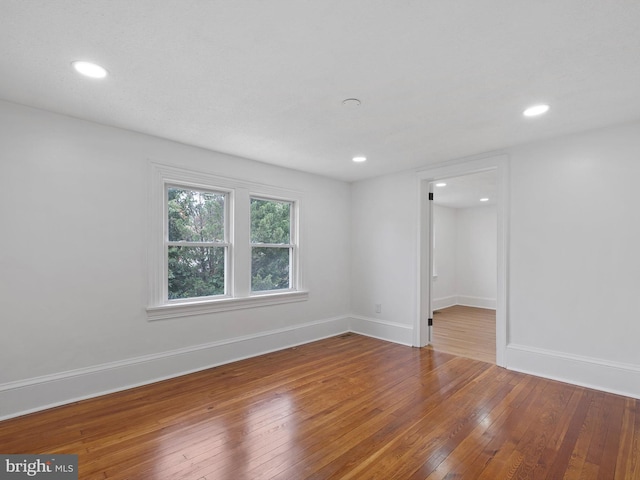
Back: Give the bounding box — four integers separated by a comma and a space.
251, 198, 294, 292
147, 163, 307, 320
167, 187, 228, 299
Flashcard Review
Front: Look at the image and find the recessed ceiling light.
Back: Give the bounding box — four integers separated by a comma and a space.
435, 182, 447, 187
352, 156, 367, 163
480, 198, 489, 202
523, 104, 550, 117
72, 61, 108, 79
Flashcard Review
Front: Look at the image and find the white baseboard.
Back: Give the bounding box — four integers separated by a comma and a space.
11, 319, 638, 422
456, 295, 496, 310
348, 316, 413, 346
506, 344, 640, 400
433, 295, 496, 311
0, 316, 350, 421
432, 296, 457, 310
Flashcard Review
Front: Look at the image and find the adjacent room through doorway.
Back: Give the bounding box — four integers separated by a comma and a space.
430, 170, 498, 363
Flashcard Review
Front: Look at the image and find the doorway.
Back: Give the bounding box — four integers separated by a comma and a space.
430, 171, 497, 363
416, 155, 508, 367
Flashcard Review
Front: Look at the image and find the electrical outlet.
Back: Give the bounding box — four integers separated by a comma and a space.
375, 304, 381, 313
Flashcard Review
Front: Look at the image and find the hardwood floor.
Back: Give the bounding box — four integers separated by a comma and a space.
431, 305, 496, 364
1, 334, 639, 479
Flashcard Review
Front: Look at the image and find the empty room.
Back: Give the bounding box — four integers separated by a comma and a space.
1, 1, 639, 479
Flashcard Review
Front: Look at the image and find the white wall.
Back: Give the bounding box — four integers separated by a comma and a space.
506, 122, 640, 393
433, 204, 497, 309
349, 171, 417, 345
456, 206, 497, 308
0, 100, 352, 418
432, 205, 457, 307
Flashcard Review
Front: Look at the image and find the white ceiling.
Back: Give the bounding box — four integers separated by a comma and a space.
432, 170, 497, 209
2, 1, 640, 182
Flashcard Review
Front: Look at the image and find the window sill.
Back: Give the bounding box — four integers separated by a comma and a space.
146, 290, 309, 321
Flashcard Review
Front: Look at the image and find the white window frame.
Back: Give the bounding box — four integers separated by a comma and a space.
147, 163, 308, 320
249, 195, 297, 294
164, 184, 231, 301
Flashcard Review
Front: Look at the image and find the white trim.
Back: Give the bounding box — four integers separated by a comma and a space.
432, 296, 458, 311
432, 296, 496, 311
416, 153, 509, 367
506, 344, 640, 400
416, 180, 432, 347
0, 315, 348, 421
348, 316, 414, 346
455, 296, 496, 310
147, 290, 309, 320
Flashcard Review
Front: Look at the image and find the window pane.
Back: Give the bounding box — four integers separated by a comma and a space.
168, 246, 225, 299
251, 247, 290, 291
250, 198, 290, 244
168, 187, 225, 242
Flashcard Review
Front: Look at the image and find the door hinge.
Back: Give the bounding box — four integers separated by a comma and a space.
428, 192, 434, 201
428, 317, 433, 326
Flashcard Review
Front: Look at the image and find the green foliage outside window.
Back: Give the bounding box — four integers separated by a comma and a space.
251, 198, 292, 292
167, 188, 225, 299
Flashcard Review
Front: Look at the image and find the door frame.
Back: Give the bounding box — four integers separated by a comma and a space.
415, 154, 509, 367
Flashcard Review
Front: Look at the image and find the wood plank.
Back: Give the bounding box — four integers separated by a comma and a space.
0, 334, 637, 479
431, 305, 496, 364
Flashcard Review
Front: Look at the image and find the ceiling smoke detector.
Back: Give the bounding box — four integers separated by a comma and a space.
342, 98, 361, 108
